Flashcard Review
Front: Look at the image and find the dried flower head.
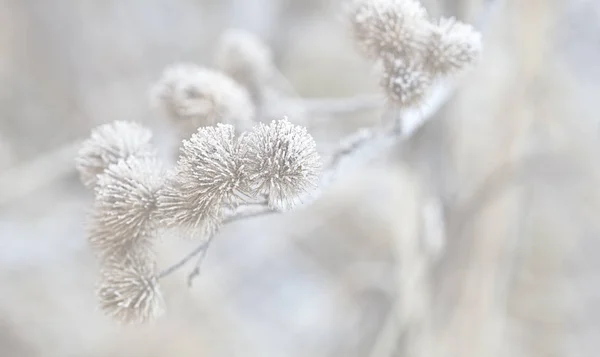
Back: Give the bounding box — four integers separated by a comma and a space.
97, 253, 164, 324
151, 63, 255, 139
381, 59, 432, 107
214, 29, 274, 94
347, 0, 431, 61
347, 0, 482, 109
425, 17, 482, 75
243, 118, 321, 210
157, 124, 248, 232
76, 121, 155, 189
88, 157, 164, 259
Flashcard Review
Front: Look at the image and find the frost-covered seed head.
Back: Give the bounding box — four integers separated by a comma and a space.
87, 217, 156, 263
157, 124, 248, 232
151, 63, 255, 139
381, 59, 432, 107
76, 121, 155, 189
244, 118, 321, 210
346, 0, 482, 108
97, 253, 164, 324
215, 29, 274, 94
88, 157, 164, 259
425, 17, 482, 75
347, 0, 431, 61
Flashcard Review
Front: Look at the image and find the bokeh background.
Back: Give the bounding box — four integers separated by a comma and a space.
2, 0, 600, 356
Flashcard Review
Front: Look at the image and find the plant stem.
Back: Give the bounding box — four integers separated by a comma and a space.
157, 238, 213, 279
157, 202, 277, 280
186, 235, 214, 286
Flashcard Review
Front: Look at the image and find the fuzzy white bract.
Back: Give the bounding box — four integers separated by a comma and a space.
243, 118, 321, 210
76, 121, 155, 189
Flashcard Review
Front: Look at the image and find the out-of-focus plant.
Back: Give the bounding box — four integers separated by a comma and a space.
75, 0, 481, 324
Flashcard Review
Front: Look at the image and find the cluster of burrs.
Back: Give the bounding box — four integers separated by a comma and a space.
73, 27, 327, 323
347, 0, 482, 107
76, 117, 321, 323
74, 0, 483, 325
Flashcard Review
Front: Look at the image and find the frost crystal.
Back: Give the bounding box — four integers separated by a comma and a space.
425, 17, 482, 75
347, 0, 431, 61
97, 253, 164, 324
157, 124, 248, 233
88, 157, 164, 259
381, 59, 432, 107
243, 118, 322, 210
151, 63, 255, 139
215, 29, 274, 96
76, 121, 155, 189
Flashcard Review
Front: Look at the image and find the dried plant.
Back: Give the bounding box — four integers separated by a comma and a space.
88, 156, 164, 260
347, 0, 481, 108
426, 17, 482, 76
157, 124, 249, 234
78, 118, 322, 322
97, 253, 164, 324
151, 63, 255, 140
347, 0, 430, 62
75, 121, 155, 189
75, 0, 482, 324
243, 118, 321, 210
380, 59, 432, 107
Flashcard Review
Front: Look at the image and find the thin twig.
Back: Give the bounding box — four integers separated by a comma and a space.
186, 235, 214, 286
158, 202, 277, 281
183, 203, 278, 285
223, 202, 277, 224
157, 238, 212, 279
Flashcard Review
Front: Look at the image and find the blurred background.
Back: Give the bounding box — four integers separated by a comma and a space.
2, 0, 600, 356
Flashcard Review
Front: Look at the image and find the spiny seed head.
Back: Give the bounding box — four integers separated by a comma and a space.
157, 124, 248, 232
87, 216, 155, 263
426, 17, 482, 75
346, 0, 482, 108
243, 118, 321, 210
215, 29, 274, 93
88, 157, 164, 260
347, 0, 431, 62
76, 121, 155, 189
151, 63, 255, 139
381, 59, 432, 107
97, 253, 164, 324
